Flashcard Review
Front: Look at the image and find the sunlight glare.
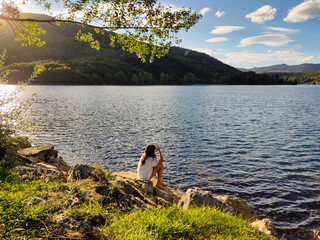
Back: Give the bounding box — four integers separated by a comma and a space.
0, 84, 18, 113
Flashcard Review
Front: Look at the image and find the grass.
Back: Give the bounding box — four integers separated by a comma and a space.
91, 165, 109, 181
0, 165, 278, 240
0, 166, 109, 239
102, 207, 276, 240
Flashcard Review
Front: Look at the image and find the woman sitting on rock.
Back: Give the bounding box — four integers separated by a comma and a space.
137, 144, 166, 188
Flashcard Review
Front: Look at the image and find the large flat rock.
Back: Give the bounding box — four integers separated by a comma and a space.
215, 195, 259, 220
111, 171, 182, 205
15, 145, 70, 180
18, 145, 58, 163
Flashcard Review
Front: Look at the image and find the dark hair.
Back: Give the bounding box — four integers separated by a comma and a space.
141, 144, 156, 165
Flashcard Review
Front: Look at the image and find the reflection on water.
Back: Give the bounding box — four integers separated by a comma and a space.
0, 84, 17, 112
0, 84, 16, 95
19, 85, 320, 239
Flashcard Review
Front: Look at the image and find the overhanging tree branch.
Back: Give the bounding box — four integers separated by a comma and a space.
0, 0, 201, 62
0, 15, 166, 30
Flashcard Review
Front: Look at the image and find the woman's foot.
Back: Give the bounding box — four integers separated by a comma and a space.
156, 182, 163, 188
159, 180, 167, 186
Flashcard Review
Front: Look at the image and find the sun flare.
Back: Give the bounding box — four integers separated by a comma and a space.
0, 84, 18, 113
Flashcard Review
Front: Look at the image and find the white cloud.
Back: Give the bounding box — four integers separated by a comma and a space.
299, 56, 315, 62
11, 0, 46, 14
192, 48, 214, 55
284, 0, 320, 22
238, 34, 294, 47
161, 3, 185, 12
221, 46, 316, 64
11, 0, 24, 6
215, 10, 225, 18
245, 5, 277, 24
206, 37, 228, 43
222, 51, 296, 64
192, 48, 225, 55
265, 27, 300, 33
210, 26, 245, 34
200, 7, 211, 15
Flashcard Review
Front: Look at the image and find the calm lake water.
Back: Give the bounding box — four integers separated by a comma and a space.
21, 85, 320, 239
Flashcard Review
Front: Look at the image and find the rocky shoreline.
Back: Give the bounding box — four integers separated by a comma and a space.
4, 144, 278, 238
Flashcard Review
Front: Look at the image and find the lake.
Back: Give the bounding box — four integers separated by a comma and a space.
21, 85, 320, 239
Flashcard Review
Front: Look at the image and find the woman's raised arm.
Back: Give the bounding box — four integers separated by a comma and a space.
156, 145, 163, 163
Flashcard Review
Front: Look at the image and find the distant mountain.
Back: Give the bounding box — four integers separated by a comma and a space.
236, 68, 250, 72
0, 14, 282, 85
240, 63, 320, 74
286, 63, 320, 73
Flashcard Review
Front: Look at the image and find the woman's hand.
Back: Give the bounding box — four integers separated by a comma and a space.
155, 145, 160, 152
155, 145, 163, 163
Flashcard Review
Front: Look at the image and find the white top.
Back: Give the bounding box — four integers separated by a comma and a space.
137, 155, 158, 180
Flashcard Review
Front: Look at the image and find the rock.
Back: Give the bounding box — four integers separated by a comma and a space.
94, 185, 109, 195
111, 177, 158, 208
156, 197, 171, 207
75, 192, 87, 202
15, 162, 62, 179
56, 215, 92, 233
111, 172, 181, 205
18, 145, 58, 164
251, 218, 277, 238
178, 187, 226, 211
102, 172, 183, 210
215, 195, 259, 220
112, 172, 151, 193
133, 196, 149, 209
31, 197, 43, 205
114, 177, 140, 195
68, 164, 99, 182
141, 180, 154, 195
80, 221, 92, 233
47, 156, 71, 173
154, 186, 181, 204
14, 145, 71, 180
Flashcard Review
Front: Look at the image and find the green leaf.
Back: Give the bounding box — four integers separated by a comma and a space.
1, 0, 201, 62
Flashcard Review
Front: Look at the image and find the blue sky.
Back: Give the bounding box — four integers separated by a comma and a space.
163, 0, 320, 69
13, 0, 320, 68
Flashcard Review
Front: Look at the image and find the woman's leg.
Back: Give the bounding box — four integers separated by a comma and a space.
150, 163, 166, 187
157, 164, 167, 186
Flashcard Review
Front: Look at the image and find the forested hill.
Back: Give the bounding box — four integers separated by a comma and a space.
0, 14, 282, 85
241, 63, 320, 74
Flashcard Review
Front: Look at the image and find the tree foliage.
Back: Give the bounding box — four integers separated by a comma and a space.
0, 0, 201, 62
280, 72, 320, 85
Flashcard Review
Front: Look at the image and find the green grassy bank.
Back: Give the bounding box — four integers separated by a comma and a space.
0, 161, 279, 240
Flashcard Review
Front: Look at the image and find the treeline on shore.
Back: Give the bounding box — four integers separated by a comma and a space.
3, 57, 287, 85
272, 72, 320, 85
